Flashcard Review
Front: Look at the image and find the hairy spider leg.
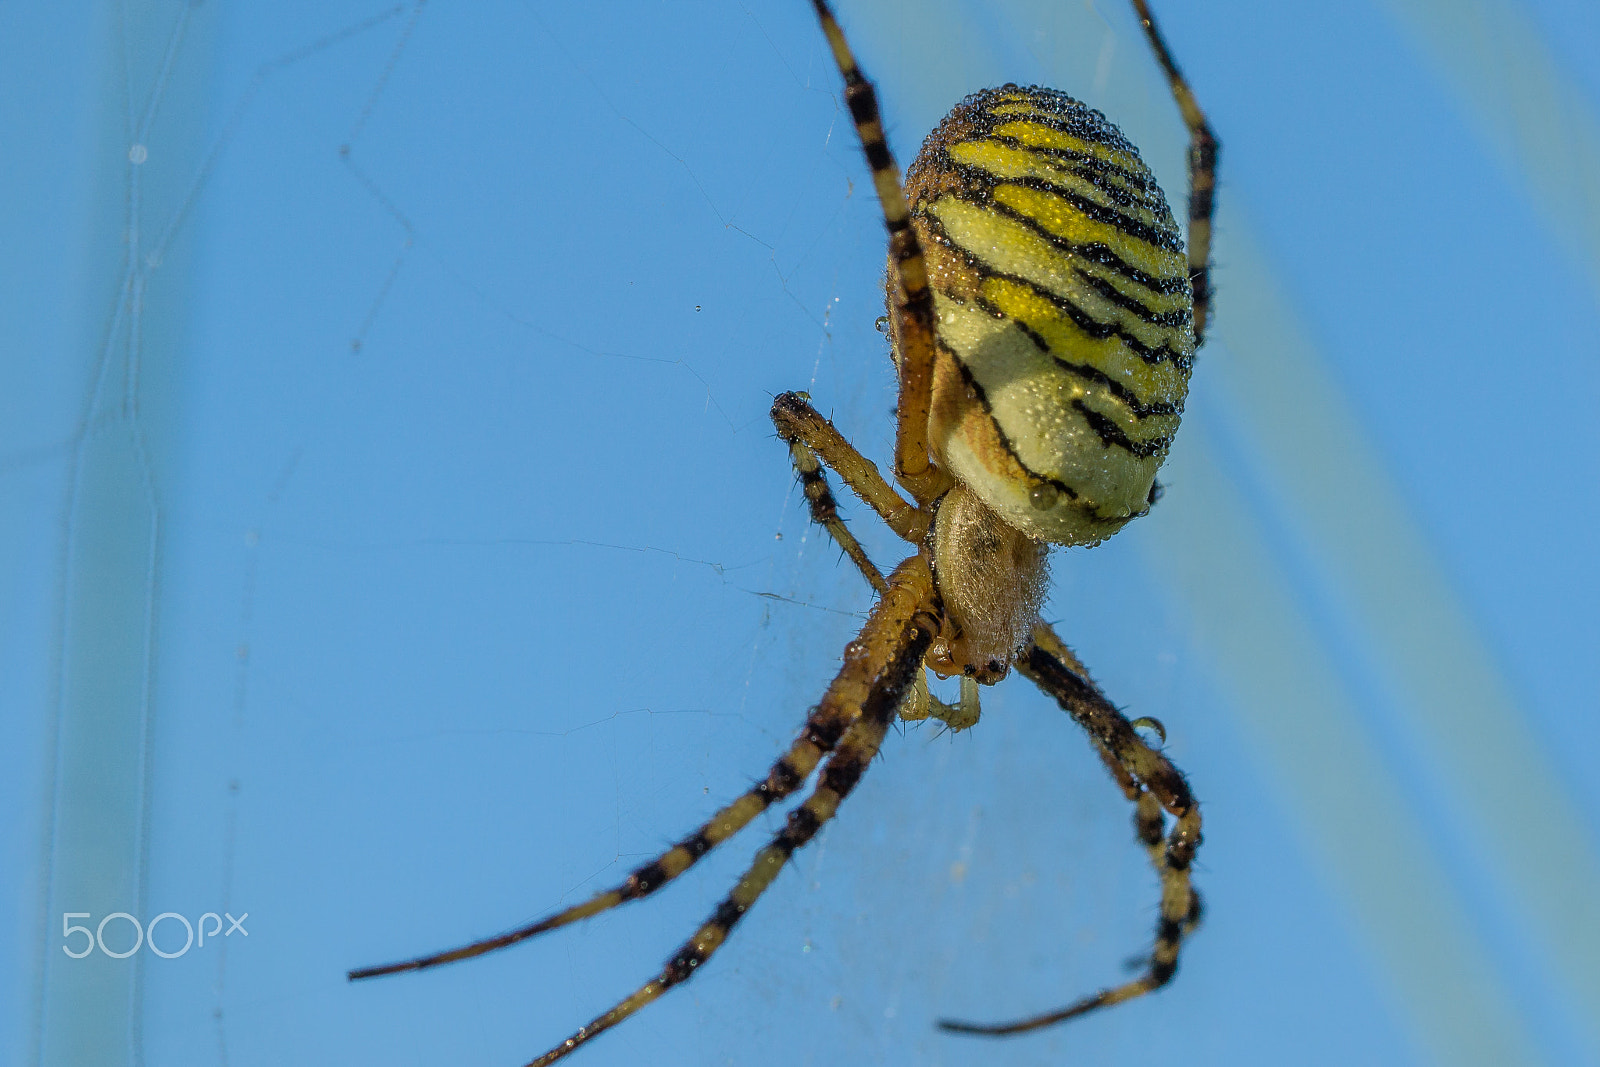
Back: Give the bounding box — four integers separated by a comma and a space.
1130, 0, 1219, 347
527, 557, 940, 1066
938, 620, 1202, 1035
1046, 658, 1175, 885
810, 0, 951, 507
782, 423, 889, 594
771, 391, 925, 544
1028, 627, 1200, 906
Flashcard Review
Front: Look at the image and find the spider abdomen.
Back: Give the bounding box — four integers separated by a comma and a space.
902, 86, 1194, 547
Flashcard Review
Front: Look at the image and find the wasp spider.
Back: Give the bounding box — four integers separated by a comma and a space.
351, 1, 1216, 1061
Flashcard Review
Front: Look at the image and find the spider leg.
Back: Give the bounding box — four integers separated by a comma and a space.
772, 391, 926, 545
526, 557, 939, 1066
898, 671, 981, 732
809, 0, 951, 506
1075, 707, 1172, 883
347, 560, 936, 983
779, 416, 888, 595
1130, 0, 1219, 348
937, 620, 1201, 1035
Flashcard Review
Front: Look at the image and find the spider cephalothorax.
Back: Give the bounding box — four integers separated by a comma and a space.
351, 1, 1215, 1061
924, 482, 1051, 683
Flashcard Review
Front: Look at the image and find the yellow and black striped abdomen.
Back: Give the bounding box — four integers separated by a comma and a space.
901, 86, 1193, 546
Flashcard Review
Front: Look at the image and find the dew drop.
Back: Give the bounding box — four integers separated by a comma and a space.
874, 315, 890, 334
1029, 483, 1060, 510
1131, 716, 1167, 745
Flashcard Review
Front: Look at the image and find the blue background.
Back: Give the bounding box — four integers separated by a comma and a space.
3, 2, 1598, 1065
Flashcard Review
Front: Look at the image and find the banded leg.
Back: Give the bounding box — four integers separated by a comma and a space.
1079, 713, 1169, 875
1130, 0, 1219, 347
528, 557, 939, 1066
347, 568, 931, 981
771, 391, 925, 544
779, 417, 889, 595
809, 0, 950, 505
1042, 635, 1173, 877
938, 620, 1201, 1035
